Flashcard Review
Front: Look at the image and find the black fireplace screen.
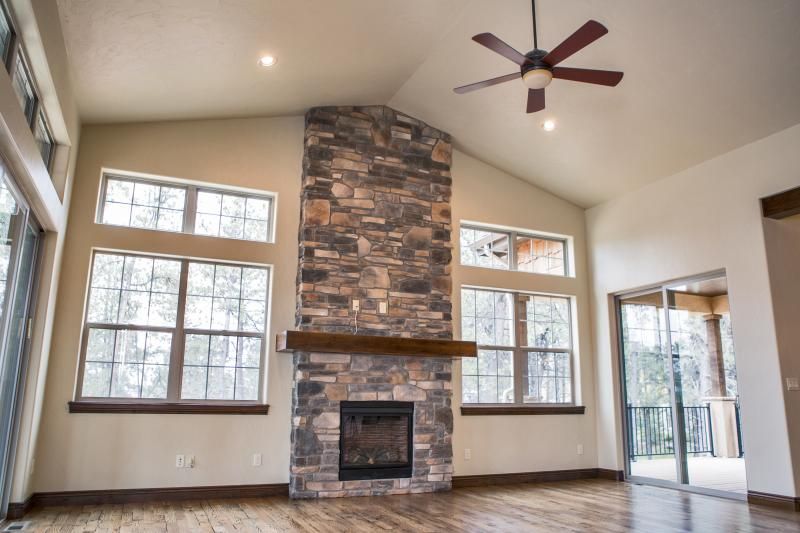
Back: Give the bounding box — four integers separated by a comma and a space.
339, 401, 413, 480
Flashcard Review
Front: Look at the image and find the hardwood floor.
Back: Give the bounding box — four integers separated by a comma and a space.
5, 479, 800, 532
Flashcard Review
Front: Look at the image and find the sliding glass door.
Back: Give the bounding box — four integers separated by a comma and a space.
618, 273, 747, 497
0, 165, 41, 518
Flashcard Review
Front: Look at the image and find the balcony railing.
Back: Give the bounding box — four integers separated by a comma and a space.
626, 405, 714, 459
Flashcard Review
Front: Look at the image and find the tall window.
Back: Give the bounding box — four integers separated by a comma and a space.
460, 224, 567, 276
461, 288, 573, 404
98, 173, 274, 243
0, 2, 13, 66
78, 251, 269, 402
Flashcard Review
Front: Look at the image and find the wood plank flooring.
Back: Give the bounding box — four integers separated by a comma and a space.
5, 479, 800, 532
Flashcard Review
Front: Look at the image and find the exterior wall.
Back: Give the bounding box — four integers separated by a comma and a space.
587, 124, 800, 497
291, 106, 453, 497
31, 115, 597, 493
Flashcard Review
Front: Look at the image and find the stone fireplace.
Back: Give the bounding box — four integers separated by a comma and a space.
287, 105, 458, 498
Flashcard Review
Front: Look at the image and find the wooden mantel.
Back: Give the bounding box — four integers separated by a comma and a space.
276, 330, 477, 358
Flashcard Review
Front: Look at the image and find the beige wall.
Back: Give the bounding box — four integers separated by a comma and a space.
450, 151, 597, 475
587, 123, 800, 497
32, 117, 597, 492
33, 117, 303, 491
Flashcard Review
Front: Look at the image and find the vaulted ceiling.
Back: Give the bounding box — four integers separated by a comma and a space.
57, 0, 800, 207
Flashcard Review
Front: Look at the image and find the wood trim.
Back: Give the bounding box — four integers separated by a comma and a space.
748, 490, 800, 512
597, 468, 626, 481
5, 495, 33, 519
8, 483, 288, 513
452, 468, 614, 488
276, 330, 477, 358
460, 405, 586, 416
68, 401, 270, 415
762, 186, 800, 219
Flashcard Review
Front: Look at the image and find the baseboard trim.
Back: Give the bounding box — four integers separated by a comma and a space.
452, 468, 625, 488
7, 483, 288, 515
8, 469, 628, 517
5, 495, 33, 520
747, 490, 800, 512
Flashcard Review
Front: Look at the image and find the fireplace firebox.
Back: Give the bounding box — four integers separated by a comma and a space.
339, 401, 414, 481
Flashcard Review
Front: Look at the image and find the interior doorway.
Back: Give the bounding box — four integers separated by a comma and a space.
616, 272, 746, 497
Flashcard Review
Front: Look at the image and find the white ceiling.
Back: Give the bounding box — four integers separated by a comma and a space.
57, 0, 800, 207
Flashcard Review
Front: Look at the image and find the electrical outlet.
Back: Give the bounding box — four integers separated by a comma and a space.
175, 454, 185, 468
379, 301, 387, 314
577, 444, 584, 455
253, 453, 262, 467
787, 377, 800, 391
464, 448, 471, 460
352, 299, 360, 311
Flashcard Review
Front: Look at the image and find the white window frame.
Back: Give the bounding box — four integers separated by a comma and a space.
75, 249, 270, 404
96, 170, 276, 243
461, 287, 575, 406
459, 223, 570, 277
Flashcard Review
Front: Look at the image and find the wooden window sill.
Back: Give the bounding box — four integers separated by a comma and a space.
460, 405, 585, 416
68, 401, 270, 415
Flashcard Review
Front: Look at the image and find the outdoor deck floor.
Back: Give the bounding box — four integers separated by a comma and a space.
630, 456, 747, 493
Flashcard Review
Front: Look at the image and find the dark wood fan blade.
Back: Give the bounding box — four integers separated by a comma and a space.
542, 20, 608, 67
526, 89, 545, 113
453, 73, 520, 94
472, 33, 529, 66
552, 67, 623, 86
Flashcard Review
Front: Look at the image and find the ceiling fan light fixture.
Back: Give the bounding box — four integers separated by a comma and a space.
522, 68, 553, 90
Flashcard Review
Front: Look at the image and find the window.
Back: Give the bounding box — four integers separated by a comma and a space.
195, 190, 270, 241
98, 173, 274, 242
0, 2, 13, 66
78, 251, 269, 403
11, 53, 36, 126
100, 177, 186, 232
34, 109, 55, 170
459, 224, 567, 276
461, 287, 573, 404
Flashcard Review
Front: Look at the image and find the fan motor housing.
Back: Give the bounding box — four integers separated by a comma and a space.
521, 49, 551, 74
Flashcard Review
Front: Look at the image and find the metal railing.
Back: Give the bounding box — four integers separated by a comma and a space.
626, 405, 714, 460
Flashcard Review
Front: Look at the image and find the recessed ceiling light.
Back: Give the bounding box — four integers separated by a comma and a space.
542, 119, 556, 132
258, 55, 277, 68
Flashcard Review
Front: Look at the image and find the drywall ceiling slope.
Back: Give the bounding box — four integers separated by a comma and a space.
56, 0, 465, 123
389, 0, 800, 207
58, 0, 800, 207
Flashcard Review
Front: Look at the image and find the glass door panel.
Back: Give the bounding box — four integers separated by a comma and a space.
0, 171, 40, 518
666, 278, 747, 494
619, 290, 679, 482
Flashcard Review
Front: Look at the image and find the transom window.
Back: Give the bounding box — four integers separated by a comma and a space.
78, 251, 269, 403
460, 224, 567, 276
33, 109, 55, 171
98, 173, 274, 243
11, 53, 35, 126
461, 287, 573, 405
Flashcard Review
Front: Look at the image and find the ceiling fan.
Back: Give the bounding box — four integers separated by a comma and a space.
454, 0, 623, 114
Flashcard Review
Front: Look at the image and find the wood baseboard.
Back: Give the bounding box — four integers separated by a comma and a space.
7, 483, 288, 515
5, 495, 33, 520
8, 469, 627, 517
452, 468, 624, 488
747, 490, 800, 512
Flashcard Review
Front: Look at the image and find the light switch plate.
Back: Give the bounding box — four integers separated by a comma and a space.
787, 377, 800, 391
379, 301, 387, 314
